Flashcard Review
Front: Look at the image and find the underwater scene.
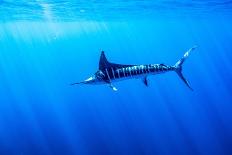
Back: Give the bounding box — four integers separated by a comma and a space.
0, 0, 232, 155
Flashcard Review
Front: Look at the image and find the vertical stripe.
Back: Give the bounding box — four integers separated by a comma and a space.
148, 65, 151, 73
153, 65, 156, 71
111, 67, 116, 79
154, 65, 157, 72
131, 66, 134, 75
141, 65, 144, 74
128, 67, 132, 77
105, 68, 111, 81
123, 68, 126, 77
144, 65, 147, 73
125, 68, 127, 77
156, 65, 159, 71
147, 65, 149, 73
117, 69, 120, 78
135, 66, 138, 75
127, 68, 129, 76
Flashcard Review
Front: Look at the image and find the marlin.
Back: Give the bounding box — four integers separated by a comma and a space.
71, 46, 197, 91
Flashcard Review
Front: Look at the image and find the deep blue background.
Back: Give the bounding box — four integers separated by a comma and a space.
0, 1, 232, 155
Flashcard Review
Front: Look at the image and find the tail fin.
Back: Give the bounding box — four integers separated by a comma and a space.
174, 46, 197, 91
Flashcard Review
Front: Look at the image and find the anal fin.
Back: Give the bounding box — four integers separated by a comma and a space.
143, 76, 149, 86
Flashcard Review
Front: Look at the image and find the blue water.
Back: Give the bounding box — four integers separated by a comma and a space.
0, 0, 232, 155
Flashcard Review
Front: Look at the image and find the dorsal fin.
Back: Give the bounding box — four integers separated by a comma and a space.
99, 51, 110, 70
99, 51, 134, 70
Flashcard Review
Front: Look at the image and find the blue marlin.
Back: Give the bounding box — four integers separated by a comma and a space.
71, 46, 196, 91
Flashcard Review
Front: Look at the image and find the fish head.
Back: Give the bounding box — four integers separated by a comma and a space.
71, 70, 106, 86
83, 70, 106, 85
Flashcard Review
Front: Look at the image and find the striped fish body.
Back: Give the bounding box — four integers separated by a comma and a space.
100, 64, 175, 82
72, 46, 196, 91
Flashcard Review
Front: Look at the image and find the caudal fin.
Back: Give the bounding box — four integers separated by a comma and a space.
174, 46, 197, 91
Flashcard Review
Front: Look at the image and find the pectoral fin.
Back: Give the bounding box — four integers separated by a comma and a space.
142, 76, 149, 86
104, 80, 118, 91
109, 83, 118, 91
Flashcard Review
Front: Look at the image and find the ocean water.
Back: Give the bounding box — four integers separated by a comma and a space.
0, 0, 232, 155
